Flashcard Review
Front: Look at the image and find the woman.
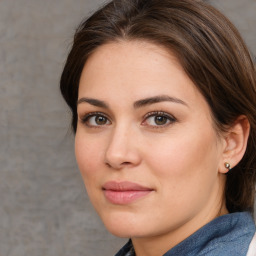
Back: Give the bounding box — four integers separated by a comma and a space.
60, 0, 256, 255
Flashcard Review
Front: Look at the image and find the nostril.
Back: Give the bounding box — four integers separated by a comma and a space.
105, 161, 132, 169
105, 162, 112, 168
122, 162, 131, 165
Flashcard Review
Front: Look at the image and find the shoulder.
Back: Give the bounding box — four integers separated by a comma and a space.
165, 212, 256, 256
115, 212, 255, 256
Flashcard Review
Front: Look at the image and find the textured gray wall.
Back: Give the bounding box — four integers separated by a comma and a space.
0, 0, 255, 256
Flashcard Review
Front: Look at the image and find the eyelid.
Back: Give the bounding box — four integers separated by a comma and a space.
143, 111, 176, 119
79, 110, 176, 128
80, 111, 111, 126
142, 111, 177, 127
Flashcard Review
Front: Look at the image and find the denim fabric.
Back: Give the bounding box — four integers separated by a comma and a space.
115, 212, 255, 256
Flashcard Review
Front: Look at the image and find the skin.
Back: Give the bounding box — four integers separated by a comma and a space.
75, 41, 229, 256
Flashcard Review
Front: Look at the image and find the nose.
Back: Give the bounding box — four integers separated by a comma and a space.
104, 125, 141, 170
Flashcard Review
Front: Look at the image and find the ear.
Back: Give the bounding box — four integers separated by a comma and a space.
219, 116, 250, 174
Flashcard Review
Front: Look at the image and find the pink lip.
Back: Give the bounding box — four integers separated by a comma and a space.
102, 181, 153, 205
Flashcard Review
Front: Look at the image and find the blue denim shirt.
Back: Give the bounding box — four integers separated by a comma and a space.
115, 212, 255, 256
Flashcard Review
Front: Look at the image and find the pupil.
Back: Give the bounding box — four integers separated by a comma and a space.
96, 116, 106, 125
155, 116, 167, 125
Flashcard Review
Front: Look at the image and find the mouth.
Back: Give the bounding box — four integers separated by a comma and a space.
102, 181, 154, 205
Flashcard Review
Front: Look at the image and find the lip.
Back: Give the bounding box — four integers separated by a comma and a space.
102, 181, 154, 205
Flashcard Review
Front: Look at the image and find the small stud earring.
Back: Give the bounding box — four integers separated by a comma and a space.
224, 162, 231, 171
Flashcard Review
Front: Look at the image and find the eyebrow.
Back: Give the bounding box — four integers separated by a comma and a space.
133, 95, 188, 108
77, 98, 109, 108
77, 95, 188, 109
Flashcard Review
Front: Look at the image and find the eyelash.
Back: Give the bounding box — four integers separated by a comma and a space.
80, 111, 177, 128
142, 111, 177, 128
80, 112, 111, 127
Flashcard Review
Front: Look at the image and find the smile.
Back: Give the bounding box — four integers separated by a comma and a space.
102, 181, 154, 205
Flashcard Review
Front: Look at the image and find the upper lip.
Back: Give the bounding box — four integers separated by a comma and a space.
103, 181, 153, 191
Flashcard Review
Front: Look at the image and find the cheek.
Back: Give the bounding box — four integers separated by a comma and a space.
141, 130, 221, 223
144, 126, 220, 191
75, 134, 108, 217
75, 134, 104, 183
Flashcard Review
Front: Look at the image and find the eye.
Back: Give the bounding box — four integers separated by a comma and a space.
142, 111, 176, 127
81, 112, 111, 127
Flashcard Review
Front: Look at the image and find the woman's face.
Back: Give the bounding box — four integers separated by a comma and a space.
75, 41, 227, 243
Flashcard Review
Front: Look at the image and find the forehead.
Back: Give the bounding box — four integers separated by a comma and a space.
78, 41, 205, 110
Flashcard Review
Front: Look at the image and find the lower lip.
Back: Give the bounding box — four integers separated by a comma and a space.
103, 190, 152, 205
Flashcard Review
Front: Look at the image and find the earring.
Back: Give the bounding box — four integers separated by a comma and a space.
224, 162, 231, 171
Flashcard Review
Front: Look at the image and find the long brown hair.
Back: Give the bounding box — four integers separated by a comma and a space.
60, 0, 256, 213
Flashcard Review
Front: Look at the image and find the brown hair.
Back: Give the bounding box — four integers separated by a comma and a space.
60, 0, 256, 213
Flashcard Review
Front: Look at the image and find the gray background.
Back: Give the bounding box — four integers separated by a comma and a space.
0, 0, 255, 256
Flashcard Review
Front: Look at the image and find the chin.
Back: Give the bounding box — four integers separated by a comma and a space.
106, 226, 133, 238
103, 221, 137, 238
99, 210, 146, 238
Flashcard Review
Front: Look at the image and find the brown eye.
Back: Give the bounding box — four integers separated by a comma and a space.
95, 116, 108, 125
142, 111, 176, 127
83, 113, 111, 127
154, 116, 168, 125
